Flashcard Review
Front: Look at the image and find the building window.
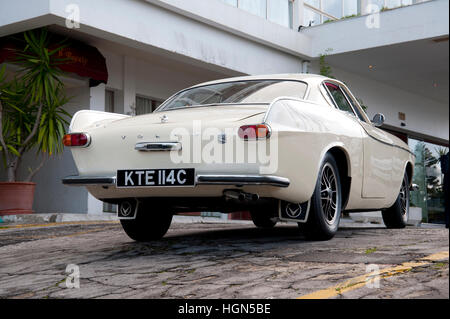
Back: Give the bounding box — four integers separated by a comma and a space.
303, 6, 321, 26
344, 0, 359, 16
136, 96, 162, 115
220, 0, 294, 29
268, 0, 294, 28
222, 0, 238, 6
239, 0, 267, 19
323, 0, 343, 22
409, 138, 448, 224
303, 0, 432, 26
304, 0, 341, 25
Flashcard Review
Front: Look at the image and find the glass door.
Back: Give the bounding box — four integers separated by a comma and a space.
409, 138, 448, 223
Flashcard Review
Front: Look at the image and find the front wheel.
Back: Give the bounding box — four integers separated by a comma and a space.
299, 153, 342, 240
120, 201, 173, 241
381, 172, 409, 229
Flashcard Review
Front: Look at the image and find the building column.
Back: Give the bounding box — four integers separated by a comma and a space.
302, 60, 310, 74
87, 83, 106, 214
123, 56, 136, 116
90, 83, 106, 112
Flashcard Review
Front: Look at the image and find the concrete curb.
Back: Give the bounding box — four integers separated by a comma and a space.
0, 213, 118, 225
0, 213, 444, 228
0, 213, 357, 227
0, 213, 253, 225
349, 208, 423, 227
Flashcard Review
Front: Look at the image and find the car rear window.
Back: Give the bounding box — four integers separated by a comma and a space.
158, 80, 308, 111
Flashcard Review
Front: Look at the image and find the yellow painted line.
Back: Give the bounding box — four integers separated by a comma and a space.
1, 220, 119, 229
298, 250, 449, 299
44, 227, 115, 239
421, 251, 449, 261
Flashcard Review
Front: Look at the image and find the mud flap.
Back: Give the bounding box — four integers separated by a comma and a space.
117, 199, 139, 220
279, 200, 310, 223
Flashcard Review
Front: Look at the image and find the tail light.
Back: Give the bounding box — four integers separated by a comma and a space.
63, 133, 91, 147
238, 124, 271, 140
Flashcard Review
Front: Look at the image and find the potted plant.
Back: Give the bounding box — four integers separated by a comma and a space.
0, 28, 71, 215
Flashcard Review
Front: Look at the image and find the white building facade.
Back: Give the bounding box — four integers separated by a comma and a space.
0, 0, 448, 222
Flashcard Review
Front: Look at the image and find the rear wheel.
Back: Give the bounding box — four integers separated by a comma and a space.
299, 153, 342, 240
381, 172, 409, 229
120, 201, 173, 241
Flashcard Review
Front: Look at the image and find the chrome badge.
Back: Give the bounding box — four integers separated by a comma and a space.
285, 203, 302, 219
119, 201, 132, 217
160, 115, 169, 123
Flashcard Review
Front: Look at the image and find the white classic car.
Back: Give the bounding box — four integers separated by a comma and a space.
63, 74, 415, 241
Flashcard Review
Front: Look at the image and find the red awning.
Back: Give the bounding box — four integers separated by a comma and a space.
0, 32, 108, 87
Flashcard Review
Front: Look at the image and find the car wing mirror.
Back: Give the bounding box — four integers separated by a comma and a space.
372, 113, 385, 127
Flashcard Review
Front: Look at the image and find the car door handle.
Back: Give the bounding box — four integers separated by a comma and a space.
135, 142, 181, 151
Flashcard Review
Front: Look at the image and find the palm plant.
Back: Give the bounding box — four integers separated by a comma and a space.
0, 28, 71, 182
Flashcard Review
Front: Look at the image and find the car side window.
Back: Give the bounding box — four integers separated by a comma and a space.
324, 82, 355, 116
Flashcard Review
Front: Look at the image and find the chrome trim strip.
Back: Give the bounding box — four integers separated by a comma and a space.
135, 142, 181, 152
62, 176, 116, 185
364, 132, 415, 156
196, 174, 290, 188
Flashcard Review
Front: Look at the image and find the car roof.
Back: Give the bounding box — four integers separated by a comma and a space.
188, 73, 333, 89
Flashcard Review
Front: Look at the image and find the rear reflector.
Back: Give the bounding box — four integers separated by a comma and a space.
63, 133, 90, 147
238, 124, 271, 140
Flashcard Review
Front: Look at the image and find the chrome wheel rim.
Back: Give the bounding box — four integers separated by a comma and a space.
399, 177, 409, 221
320, 163, 339, 226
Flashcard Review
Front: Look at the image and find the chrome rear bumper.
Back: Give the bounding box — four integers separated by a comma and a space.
195, 175, 289, 187
62, 176, 116, 186
62, 174, 290, 188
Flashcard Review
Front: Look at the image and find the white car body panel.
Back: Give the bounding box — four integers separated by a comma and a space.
64, 74, 415, 212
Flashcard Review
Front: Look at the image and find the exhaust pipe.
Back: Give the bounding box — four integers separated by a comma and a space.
224, 190, 259, 202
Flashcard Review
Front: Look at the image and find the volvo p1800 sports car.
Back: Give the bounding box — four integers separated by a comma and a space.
63, 74, 415, 241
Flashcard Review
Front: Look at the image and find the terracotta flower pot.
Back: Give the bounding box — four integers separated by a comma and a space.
0, 182, 36, 216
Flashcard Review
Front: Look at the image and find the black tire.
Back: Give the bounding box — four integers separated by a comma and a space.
299, 153, 342, 240
382, 172, 409, 229
120, 201, 173, 241
250, 206, 278, 229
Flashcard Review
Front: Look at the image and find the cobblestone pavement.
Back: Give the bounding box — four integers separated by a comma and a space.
0, 221, 448, 299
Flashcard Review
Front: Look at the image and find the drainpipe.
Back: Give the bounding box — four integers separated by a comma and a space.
302, 60, 310, 74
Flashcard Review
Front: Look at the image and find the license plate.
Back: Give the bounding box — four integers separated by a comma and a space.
117, 169, 195, 187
